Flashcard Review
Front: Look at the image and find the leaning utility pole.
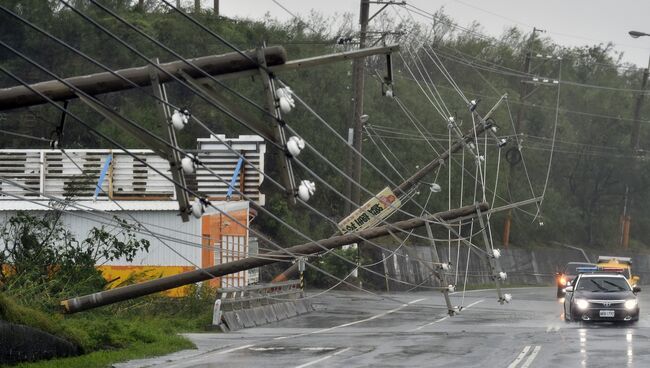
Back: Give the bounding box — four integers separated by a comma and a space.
503, 27, 543, 248
0, 47, 288, 110
345, 0, 370, 214
344, 0, 403, 213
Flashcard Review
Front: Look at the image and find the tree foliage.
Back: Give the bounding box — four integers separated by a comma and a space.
0, 211, 150, 309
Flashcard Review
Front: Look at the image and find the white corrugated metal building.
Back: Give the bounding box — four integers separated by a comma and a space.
0, 135, 266, 290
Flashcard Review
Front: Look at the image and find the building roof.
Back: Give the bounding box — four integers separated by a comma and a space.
0, 135, 265, 211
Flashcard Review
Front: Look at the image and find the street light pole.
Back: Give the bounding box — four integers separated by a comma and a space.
622, 30, 650, 249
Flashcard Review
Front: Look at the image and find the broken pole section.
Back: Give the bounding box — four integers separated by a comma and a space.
61, 202, 487, 314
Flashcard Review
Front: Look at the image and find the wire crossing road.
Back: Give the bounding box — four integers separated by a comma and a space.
116, 287, 649, 367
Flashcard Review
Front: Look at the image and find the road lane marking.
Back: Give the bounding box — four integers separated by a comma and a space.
213, 344, 256, 355
507, 345, 531, 368
409, 299, 484, 332
521, 346, 541, 368
274, 298, 427, 340
164, 344, 256, 368
249, 347, 285, 351
409, 316, 449, 332
464, 299, 484, 309
294, 347, 351, 368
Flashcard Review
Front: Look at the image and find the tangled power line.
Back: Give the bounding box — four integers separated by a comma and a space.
0, 0, 570, 312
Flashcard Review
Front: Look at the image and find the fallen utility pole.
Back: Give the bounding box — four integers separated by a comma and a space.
61, 202, 487, 314
0, 47, 287, 111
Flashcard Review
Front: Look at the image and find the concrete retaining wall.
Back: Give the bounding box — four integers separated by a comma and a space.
379, 244, 650, 290
0, 320, 80, 364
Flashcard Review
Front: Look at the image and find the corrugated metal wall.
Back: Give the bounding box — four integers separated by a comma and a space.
0, 210, 202, 267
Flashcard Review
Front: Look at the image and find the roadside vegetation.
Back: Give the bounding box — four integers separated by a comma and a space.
0, 212, 213, 366
3, 293, 211, 368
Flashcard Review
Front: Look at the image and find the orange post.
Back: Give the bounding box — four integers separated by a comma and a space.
622, 215, 631, 249
503, 210, 512, 249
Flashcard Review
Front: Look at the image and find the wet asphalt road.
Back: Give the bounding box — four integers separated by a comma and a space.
116, 287, 650, 368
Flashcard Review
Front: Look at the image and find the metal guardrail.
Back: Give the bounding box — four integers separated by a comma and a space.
213, 280, 312, 331
218, 280, 303, 306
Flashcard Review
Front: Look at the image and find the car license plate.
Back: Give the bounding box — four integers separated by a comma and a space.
599, 310, 615, 318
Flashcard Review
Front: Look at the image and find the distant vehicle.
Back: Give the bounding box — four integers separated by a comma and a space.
556, 262, 596, 297
596, 256, 640, 286
564, 273, 640, 323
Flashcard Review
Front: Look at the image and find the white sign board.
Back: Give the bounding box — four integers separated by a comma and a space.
338, 187, 401, 234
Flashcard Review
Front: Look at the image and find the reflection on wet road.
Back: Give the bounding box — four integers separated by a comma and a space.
115, 287, 650, 368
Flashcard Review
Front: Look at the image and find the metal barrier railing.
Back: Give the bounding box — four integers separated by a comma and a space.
212, 280, 310, 331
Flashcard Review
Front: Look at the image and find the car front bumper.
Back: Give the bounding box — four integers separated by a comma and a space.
572, 307, 639, 321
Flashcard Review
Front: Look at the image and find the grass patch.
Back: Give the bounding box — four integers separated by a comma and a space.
13, 323, 195, 368
1, 292, 216, 368
0, 293, 84, 349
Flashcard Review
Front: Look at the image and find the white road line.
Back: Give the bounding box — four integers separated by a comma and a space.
521, 346, 541, 368
545, 326, 551, 333
294, 347, 351, 368
409, 316, 449, 332
164, 344, 255, 368
464, 299, 484, 309
213, 344, 256, 355
249, 347, 285, 351
409, 299, 484, 332
274, 298, 427, 340
507, 345, 531, 368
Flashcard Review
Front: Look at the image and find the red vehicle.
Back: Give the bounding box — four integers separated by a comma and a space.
556, 262, 597, 297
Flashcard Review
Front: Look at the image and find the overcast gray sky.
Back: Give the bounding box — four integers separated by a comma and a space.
213, 0, 650, 68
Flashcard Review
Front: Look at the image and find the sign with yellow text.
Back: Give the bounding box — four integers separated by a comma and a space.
338, 187, 401, 234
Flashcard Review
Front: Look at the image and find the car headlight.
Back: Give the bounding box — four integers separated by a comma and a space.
575, 299, 589, 310
625, 299, 638, 310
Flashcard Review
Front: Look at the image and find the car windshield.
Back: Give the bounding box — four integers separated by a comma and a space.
565, 263, 594, 274
576, 277, 631, 292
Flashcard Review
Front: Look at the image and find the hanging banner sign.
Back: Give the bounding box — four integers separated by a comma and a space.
338, 187, 401, 234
